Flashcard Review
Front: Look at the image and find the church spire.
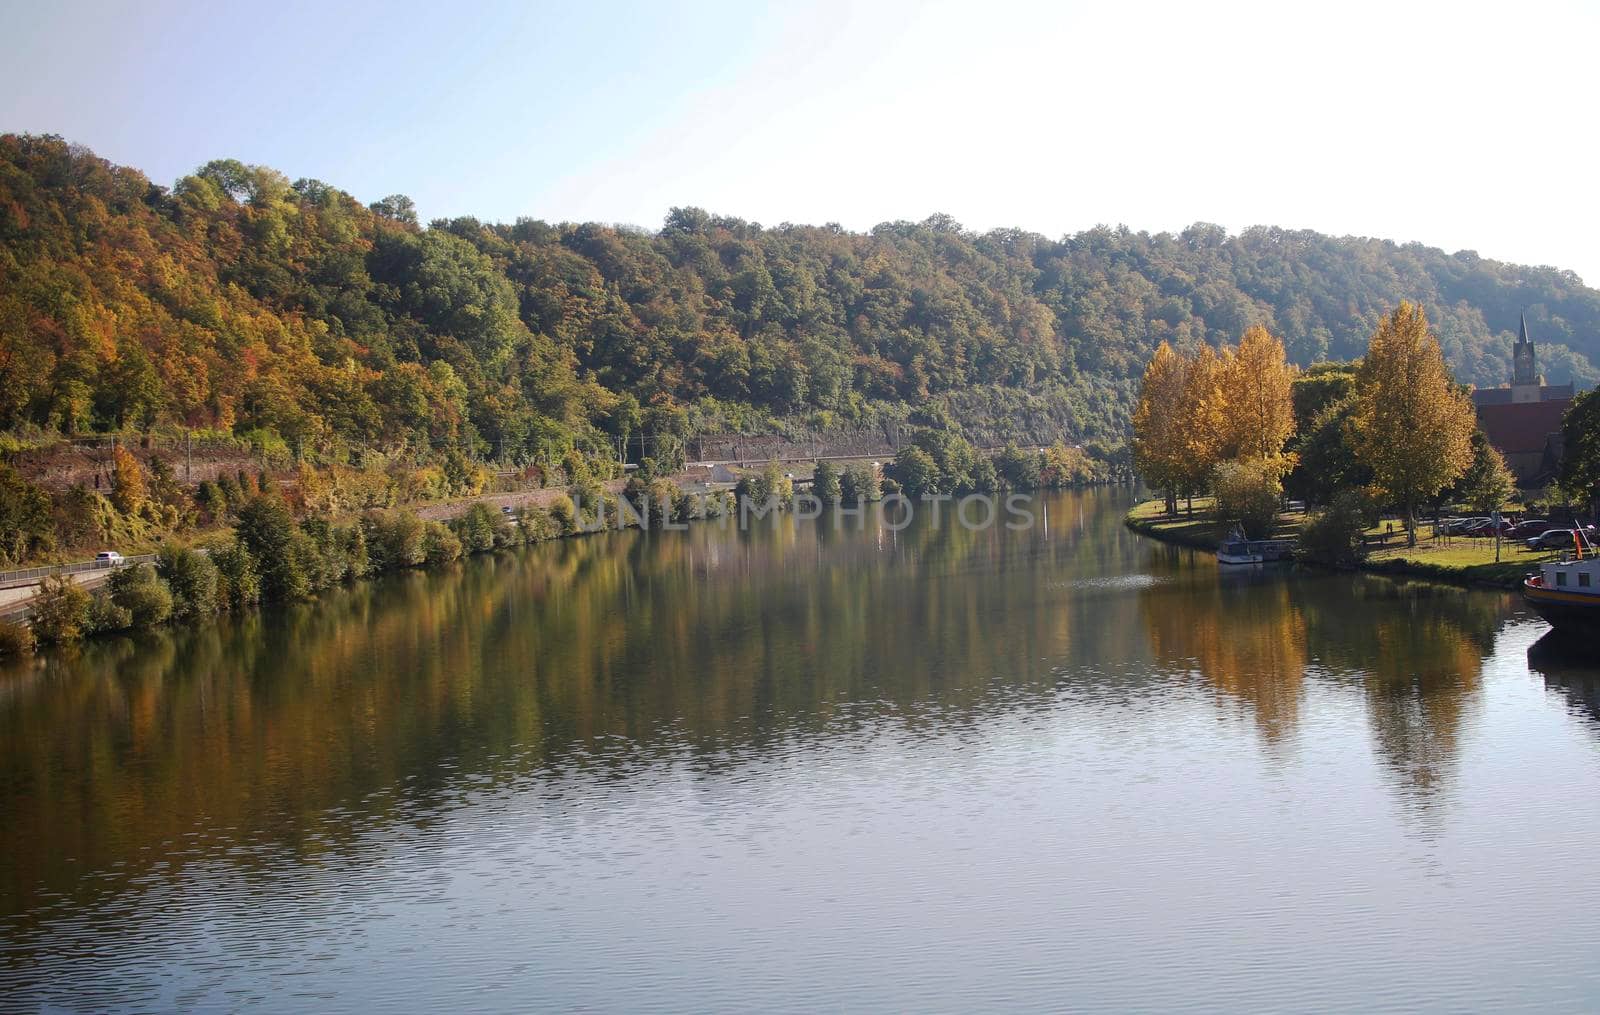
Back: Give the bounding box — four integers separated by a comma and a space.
1513, 310, 1538, 386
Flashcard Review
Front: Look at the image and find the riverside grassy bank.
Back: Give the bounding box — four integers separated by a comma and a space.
1124, 499, 1537, 590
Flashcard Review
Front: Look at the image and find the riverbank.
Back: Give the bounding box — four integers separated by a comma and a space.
1124, 499, 1536, 589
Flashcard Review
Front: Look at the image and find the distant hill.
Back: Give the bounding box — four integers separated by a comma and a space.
2, 133, 1595, 458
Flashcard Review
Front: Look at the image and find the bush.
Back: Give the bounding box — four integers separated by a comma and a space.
31, 576, 91, 643
549, 496, 579, 536
362, 509, 427, 571
107, 563, 174, 627
156, 546, 220, 619
422, 521, 463, 565
840, 463, 881, 504
0, 619, 35, 659
86, 588, 133, 633
196, 479, 228, 522
213, 544, 261, 607
1298, 490, 1371, 566
1213, 459, 1283, 539
455, 502, 509, 554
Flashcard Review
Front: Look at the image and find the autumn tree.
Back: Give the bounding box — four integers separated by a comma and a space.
109, 445, 147, 517
1221, 325, 1296, 462
1351, 303, 1476, 545
1132, 342, 1186, 514
1173, 344, 1229, 514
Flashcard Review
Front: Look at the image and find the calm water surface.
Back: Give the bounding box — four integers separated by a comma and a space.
4, 488, 1600, 1012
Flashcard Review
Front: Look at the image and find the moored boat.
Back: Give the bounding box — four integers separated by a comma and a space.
1217, 532, 1296, 565
1522, 532, 1600, 636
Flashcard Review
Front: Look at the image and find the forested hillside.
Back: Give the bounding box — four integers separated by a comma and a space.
3, 133, 1597, 465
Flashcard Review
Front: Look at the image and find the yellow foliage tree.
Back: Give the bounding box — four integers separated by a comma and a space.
1173, 344, 1229, 513
1132, 342, 1187, 514
1222, 325, 1297, 462
1351, 302, 1476, 545
109, 444, 147, 517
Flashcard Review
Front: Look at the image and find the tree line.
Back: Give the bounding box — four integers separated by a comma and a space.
6, 133, 1600, 474
1133, 303, 1510, 551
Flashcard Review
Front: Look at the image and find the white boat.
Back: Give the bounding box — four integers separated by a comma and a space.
1523, 531, 1600, 637
1217, 530, 1296, 565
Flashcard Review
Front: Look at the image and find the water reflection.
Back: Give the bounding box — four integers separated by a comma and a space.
1529, 631, 1600, 727
0, 488, 1574, 1010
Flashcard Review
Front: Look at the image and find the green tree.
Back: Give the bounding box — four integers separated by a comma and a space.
1560, 389, 1600, 509
1456, 432, 1516, 515
839, 463, 879, 504
156, 545, 220, 619
213, 544, 261, 607
893, 447, 940, 499
234, 494, 311, 601
994, 443, 1042, 490
813, 461, 842, 504
107, 563, 174, 627
0, 463, 54, 566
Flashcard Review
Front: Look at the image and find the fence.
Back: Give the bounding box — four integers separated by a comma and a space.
0, 554, 159, 591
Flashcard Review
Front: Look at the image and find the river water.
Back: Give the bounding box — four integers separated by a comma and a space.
3, 488, 1600, 1012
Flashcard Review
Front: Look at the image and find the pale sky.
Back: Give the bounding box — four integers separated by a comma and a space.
4, 0, 1597, 280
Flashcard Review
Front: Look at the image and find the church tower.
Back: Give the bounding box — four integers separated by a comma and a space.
1511, 312, 1541, 402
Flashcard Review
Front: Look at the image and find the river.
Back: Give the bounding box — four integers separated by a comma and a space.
3, 488, 1600, 1011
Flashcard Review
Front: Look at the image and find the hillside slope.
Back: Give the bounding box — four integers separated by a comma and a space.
2, 134, 1595, 459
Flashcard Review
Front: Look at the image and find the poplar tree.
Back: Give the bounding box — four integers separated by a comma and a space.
1222, 325, 1296, 462
1351, 303, 1475, 545
1132, 342, 1186, 514
1174, 344, 1229, 514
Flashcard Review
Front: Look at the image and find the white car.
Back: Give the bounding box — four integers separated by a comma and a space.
95, 551, 125, 566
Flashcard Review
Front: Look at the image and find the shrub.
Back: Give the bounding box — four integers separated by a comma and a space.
156, 546, 220, 619
363, 510, 427, 571
196, 479, 228, 522
0, 619, 35, 659
31, 576, 91, 643
840, 463, 881, 504
517, 505, 558, 542
107, 564, 174, 627
341, 522, 370, 579
86, 588, 133, 634
422, 521, 463, 565
549, 496, 579, 537
213, 544, 261, 607
1298, 489, 1374, 566
1213, 459, 1283, 539
455, 502, 511, 554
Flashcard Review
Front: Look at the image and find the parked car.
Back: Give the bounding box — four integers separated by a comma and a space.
1442, 517, 1487, 535
1465, 518, 1516, 538
1511, 519, 1553, 539
1527, 527, 1599, 552
95, 551, 125, 566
